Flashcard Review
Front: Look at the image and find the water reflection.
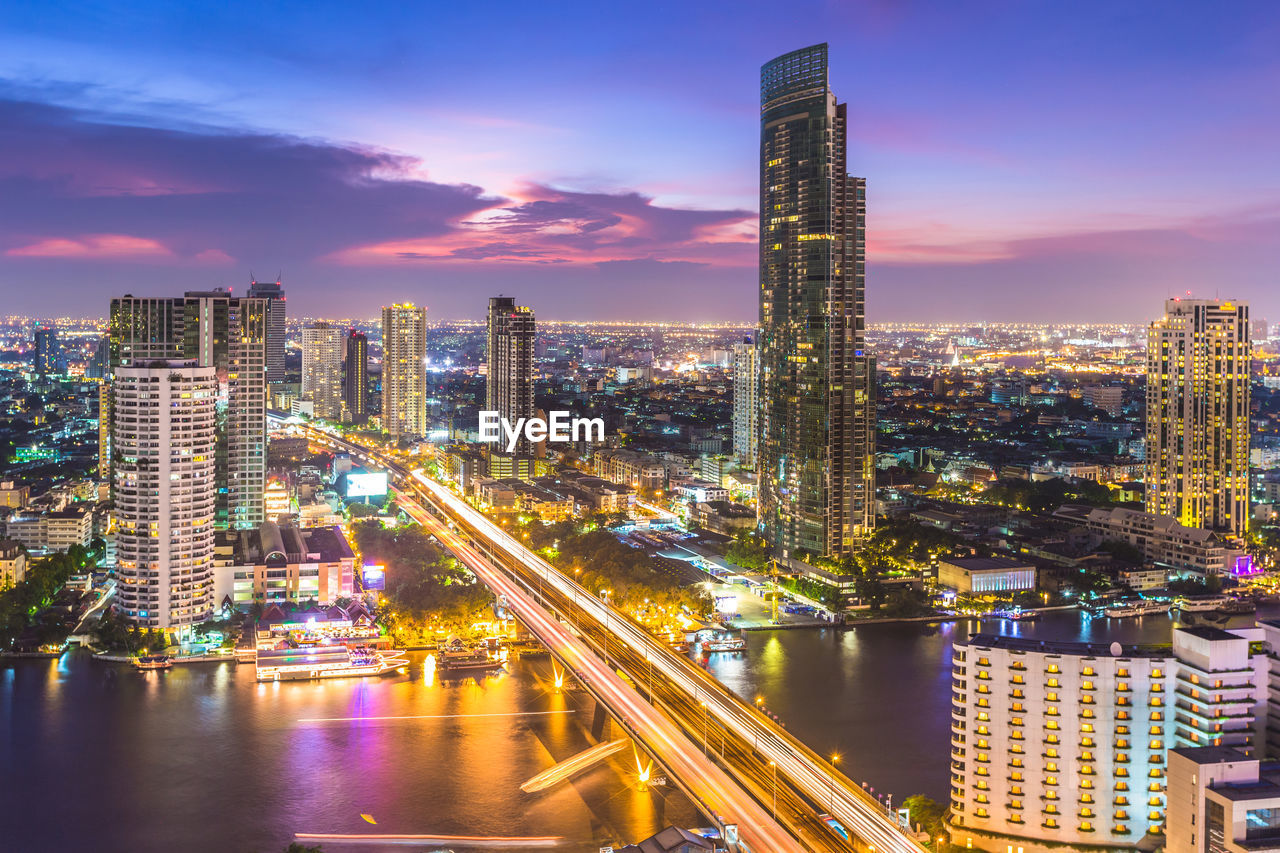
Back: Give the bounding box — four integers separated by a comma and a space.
1, 651, 698, 853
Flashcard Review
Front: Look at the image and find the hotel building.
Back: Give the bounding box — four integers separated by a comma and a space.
949, 625, 1269, 852
112, 360, 217, 629
757, 43, 875, 563
380, 303, 427, 439
486, 296, 536, 478
1146, 298, 1251, 537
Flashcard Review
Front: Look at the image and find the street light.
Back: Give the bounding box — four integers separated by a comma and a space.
829, 752, 841, 814
768, 759, 777, 820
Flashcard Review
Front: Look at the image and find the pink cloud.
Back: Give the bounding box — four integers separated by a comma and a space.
7, 233, 173, 259
194, 248, 235, 264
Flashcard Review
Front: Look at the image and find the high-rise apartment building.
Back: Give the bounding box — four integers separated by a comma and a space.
757, 44, 875, 563
1146, 299, 1251, 537
948, 626, 1271, 853
732, 337, 758, 467
344, 329, 369, 423
112, 360, 217, 630
486, 297, 536, 474
108, 290, 268, 529
33, 324, 59, 376
380, 303, 427, 439
247, 278, 286, 384
301, 322, 343, 420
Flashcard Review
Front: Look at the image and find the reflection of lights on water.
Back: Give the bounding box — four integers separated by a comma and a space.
423, 654, 436, 687
552, 661, 564, 690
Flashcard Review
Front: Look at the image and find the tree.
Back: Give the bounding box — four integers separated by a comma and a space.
902, 794, 947, 841
725, 531, 769, 571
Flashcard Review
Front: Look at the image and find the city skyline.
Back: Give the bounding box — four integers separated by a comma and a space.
1, 1, 1278, 323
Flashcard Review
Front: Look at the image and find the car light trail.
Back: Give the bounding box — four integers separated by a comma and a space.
297, 710, 577, 723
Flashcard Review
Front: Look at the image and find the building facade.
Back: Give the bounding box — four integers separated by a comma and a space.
1167, 747, 1280, 853
112, 360, 217, 629
1146, 299, 1251, 536
757, 43, 875, 562
949, 626, 1270, 853
33, 323, 59, 376
732, 337, 758, 467
108, 290, 268, 529
380, 303, 428, 439
486, 296, 536, 470
343, 329, 368, 422
247, 278, 286, 384
301, 321, 344, 419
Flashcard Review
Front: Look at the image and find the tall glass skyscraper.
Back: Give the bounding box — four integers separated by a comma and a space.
247, 277, 286, 384
757, 44, 875, 564
486, 296, 536, 478
343, 329, 369, 423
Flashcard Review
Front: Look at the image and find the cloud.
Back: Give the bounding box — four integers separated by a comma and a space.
7, 233, 172, 259
337, 184, 754, 266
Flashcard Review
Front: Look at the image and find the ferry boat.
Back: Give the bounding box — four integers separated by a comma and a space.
1221, 597, 1257, 615
254, 645, 407, 682
437, 645, 505, 674
1103, 599, 1168, 618
134, 655, 173, 671
703, 635, 747, 653
1175, 594, 1233, 613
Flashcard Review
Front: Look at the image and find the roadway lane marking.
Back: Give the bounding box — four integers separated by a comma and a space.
298, 710, 576, 723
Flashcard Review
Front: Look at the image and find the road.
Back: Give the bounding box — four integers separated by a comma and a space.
397, 492, 808, 853
286, 419, 930, 853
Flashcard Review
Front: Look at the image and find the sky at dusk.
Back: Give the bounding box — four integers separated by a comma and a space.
0, 1, 1277, 323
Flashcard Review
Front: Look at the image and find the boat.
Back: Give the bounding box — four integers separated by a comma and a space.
1221, 597, 1257, 615
254, 645, 407, 682
134, 655, 173, 671
436, 645, 505, 674
703, 635, 747, 653
1103, 600, 1169, 618
1175, 594, 1233, 613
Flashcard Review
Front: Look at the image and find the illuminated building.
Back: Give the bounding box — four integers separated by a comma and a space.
32, 323, 59, 376
937, 556, 1036, 595
1145, 299, 1251, 536
212, 521, 354, 607
301, 321, 343, 419
732, 337, 758, 467
380, 303, 427, 439
949, 626, 1269, 853
757, 43, 875, 564
486, 296, 536, 479
247, 277, 286, 384
343, 329, 368, 422
1167, 747, 1280, 853
112, 360, 217, 629
263, 478, 293, 520
108, 290, 269, 529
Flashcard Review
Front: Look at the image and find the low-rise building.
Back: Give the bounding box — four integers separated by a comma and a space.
3, 505, 96, 554
1055, 504, 1242, 577
212, 521, 354, 608
0, 539, 27, 589
938, 556, 1037, 595
1167, 746, 1280, 853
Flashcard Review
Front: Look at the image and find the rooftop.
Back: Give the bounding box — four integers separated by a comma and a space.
962, 632, 1173, 659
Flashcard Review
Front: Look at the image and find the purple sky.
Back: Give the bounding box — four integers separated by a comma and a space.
0, 1, 1277, 323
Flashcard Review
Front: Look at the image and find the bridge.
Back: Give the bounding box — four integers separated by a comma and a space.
280, 417, 931, 853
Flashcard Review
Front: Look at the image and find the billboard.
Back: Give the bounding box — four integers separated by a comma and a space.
346, 471, 389, 498
361, 564, 386, 591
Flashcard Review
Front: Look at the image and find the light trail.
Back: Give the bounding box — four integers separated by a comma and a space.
284, 419, 924, 852
295, 832, 566, 848
298, 710, 576, 723
520, 739, 630, 792
400, 497, 807, 853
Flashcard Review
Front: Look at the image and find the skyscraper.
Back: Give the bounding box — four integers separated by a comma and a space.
247, 278, 286, 384
86, 336, 109, 379
757, 44, 875, 565
33, 323, 59, 376
380, 303, 428, 440
112, 359, 217, 630
1146, 298, 1251, 536
486, 296, 536, 478
108, 290, 268, 529
732, 337, 758, 467
344, 329, 369, 423
301, 322, 344, 419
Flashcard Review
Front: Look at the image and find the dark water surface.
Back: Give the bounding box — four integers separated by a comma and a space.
4, 608, 1267, 851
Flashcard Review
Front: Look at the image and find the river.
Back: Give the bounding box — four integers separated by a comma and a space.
2, 608, 1268, 851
